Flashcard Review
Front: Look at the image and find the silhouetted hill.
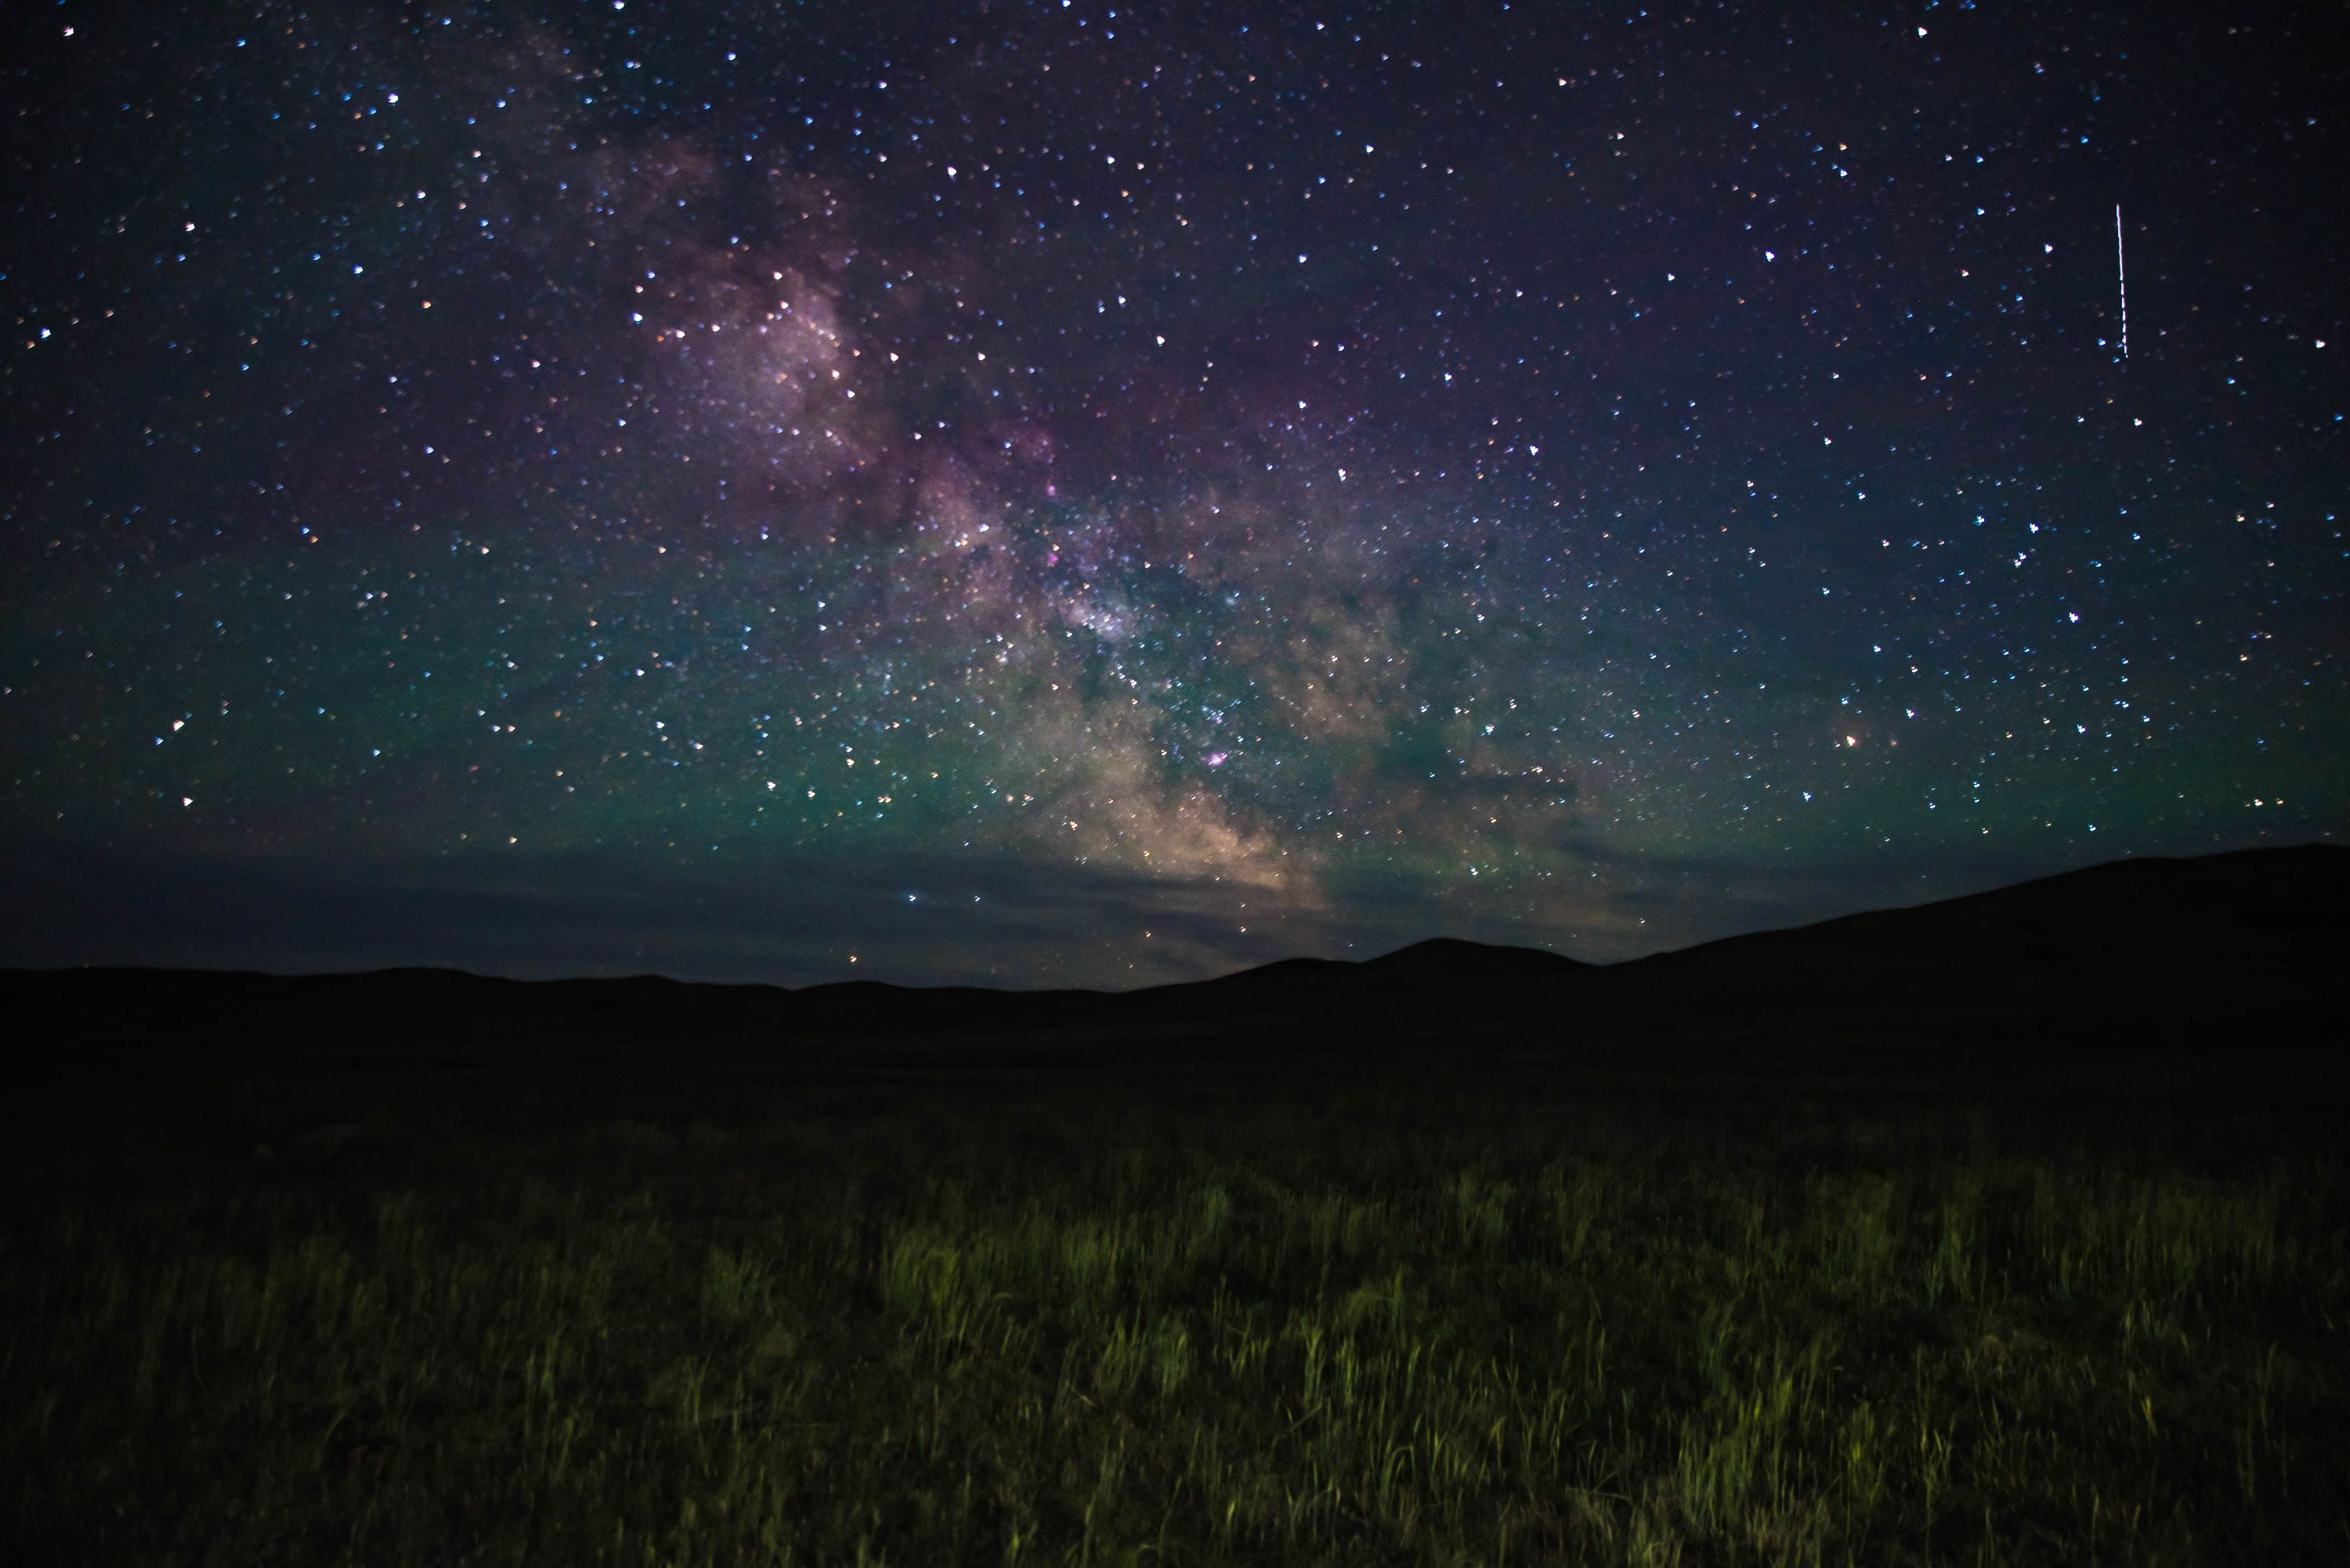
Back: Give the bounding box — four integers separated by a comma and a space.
4, 845, 2341, 1067
1121, 939, 1579, 1018
1600, 844, 2346, 1042
1364, 937, 1589, 980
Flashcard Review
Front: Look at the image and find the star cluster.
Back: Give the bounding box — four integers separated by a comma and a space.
3, 1, 2342, 985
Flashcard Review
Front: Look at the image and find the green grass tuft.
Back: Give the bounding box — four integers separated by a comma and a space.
5, 1083, 2345, 1564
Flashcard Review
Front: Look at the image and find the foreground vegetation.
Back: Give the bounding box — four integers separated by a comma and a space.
5, 1069, 2346, 1565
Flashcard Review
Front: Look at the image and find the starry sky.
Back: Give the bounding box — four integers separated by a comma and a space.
3, 0, 2343, 988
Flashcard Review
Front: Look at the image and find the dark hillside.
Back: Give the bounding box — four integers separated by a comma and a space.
5, 845, 2341, 1071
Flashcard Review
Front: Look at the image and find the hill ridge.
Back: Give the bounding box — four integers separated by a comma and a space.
5, 844, 2339, 1052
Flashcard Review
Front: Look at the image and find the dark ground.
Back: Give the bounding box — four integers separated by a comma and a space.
2, 846, 2344, 1565
8, 844, 2344, 1196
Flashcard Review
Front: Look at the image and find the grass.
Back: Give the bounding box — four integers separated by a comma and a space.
4, 1066, 2346, 1565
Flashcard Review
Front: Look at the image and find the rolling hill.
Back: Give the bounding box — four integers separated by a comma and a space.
5, 845, 2339, 1064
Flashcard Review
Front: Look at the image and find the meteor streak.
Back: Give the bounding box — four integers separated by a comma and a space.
2115, 204, 2129, 362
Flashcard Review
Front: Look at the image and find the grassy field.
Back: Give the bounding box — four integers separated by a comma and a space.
5, 1058, 2347, 1566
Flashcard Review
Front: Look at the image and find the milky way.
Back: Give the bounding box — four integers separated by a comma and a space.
4, 2, 2342, 986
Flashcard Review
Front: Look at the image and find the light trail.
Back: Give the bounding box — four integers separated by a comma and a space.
2115, 204, 2129, 362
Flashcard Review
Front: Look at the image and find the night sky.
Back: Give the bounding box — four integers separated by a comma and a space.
3, 1, 2342, 988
